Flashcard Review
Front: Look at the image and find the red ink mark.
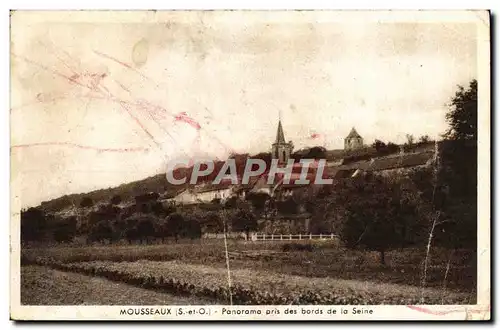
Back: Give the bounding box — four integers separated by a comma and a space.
11, 142, 149, 153
174, 112, 202, 130
310, 133, 321, 139
115, 99, 161, 148
38, 40, 82, 77
93, 50, 156, 85
14, 53, 240, 157
14, 54, 162, 150
406, 305, 490, 316
11, 53, 90, 90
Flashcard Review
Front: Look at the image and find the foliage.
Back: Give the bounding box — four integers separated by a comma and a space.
80, 197, 94, 208
31, 258, 471, 305
202, 212, 224, 233
110, 195, 122, 205
337, 174, 421, 264
53, 217, 77, 243
444, 79, 477, 141
407, 79, 478, 250
166, 213, 185, 242
282, 243, 314, 252
231, 207, 257, 239
419, 135, 431, 144
88, 221, 114, 243
276, 197, 299, 215
372, 140, 400, 155
21, 207, 47, 242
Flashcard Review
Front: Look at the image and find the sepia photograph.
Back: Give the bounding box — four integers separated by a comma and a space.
9, 10, 490, 320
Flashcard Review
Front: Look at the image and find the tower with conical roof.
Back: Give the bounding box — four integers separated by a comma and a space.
344, 127, 363, 151
271, 119, 294, 164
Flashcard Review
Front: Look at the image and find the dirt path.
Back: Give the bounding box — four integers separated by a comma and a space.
21, 265, 216, 305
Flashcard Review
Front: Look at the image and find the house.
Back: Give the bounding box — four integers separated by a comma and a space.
170, 181, 236, 205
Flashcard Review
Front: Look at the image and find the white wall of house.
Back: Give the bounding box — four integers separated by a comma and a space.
195, 188, 232, 202
173, 190, 198, 204
173, 188, 233, 204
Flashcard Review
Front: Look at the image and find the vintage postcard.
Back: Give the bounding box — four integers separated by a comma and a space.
10, 10, 490, 321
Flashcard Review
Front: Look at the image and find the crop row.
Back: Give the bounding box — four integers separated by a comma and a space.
31, 257, 470, 305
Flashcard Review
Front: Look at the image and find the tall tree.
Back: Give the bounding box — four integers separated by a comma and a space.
444, 79, 477, 141
166, 213, 185, 242
20, 207, 47, 242
339, 175, 419, 265
231, 207, 257, 240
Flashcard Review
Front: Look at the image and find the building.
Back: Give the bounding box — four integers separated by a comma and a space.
344, 127, 364, 151
271, 119, 294, 164
170, 181, 235, 205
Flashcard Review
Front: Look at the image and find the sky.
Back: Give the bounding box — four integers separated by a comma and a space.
10, 11, 480, 207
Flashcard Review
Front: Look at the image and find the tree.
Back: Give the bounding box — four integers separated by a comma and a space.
110, 195, 122, 205
53, 217, 77, 243
277, 197, 299, 215
21, 207, 47, 242
125, 227, 139, 244
246, 192, 269, 211
305, 146, 327, 159
80, 197, 94, 208
166, 213, 185, 242
136, 217, 156, 244
182, 218, 202, 240
406, 134, 415, 146
386, 142, 400, 154
372, 140, 387, 153
421, 79, 478, 249
231, 208, 257, 240
247, 192, 275, 228
339, 175, 419, 265
444, 79, 477, 141
88, 221, 113, 244
202, 212, 224, 233
418, 135, 431, 144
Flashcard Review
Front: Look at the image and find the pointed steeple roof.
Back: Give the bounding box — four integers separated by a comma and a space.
346, 127, 361, 139
275, 120, 286, 144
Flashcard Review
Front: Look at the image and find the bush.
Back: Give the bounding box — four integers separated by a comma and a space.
282, 243, 314, 252
80, 197, 94, 208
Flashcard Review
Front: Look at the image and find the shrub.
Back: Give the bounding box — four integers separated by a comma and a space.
282, 243, 314, 252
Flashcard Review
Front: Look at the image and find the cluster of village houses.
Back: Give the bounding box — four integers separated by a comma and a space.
163, 120, 435, 207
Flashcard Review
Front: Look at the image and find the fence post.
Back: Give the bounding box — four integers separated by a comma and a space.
299, 233, 301, 240
263, 233, 266, 241
289, 234, 292, 240
309, 233, 312, 240
280, 234, 283, 240
330, 233, 334, 239
271, 234, 274, 240
320, 233, 322, 239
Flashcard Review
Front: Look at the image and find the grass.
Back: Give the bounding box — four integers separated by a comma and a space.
32, 259, 472, 305
22, 240, 476, 292
21, 265, 216, 305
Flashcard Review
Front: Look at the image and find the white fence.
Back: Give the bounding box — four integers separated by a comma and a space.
250, 233, 338, 241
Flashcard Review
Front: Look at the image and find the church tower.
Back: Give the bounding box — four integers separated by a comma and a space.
344, 127, 364, 151
271, 119, 294, 164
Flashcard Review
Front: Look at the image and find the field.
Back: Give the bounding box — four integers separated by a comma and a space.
21, 240, 476, 305
21, 266, 215, 305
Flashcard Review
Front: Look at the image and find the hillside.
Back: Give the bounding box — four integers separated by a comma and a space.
39, 173, 186, 213
37, 141, 436, 214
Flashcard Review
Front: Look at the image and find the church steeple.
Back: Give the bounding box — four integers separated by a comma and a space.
271, 117, 294, 164
275, 120, 286, 144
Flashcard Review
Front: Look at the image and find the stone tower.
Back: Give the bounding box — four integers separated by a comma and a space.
344, 127, 363, 151
271, 120, 294, 164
